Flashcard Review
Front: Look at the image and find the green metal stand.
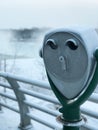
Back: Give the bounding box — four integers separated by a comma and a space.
63, 126, 79, 130
47, 50, 98, 130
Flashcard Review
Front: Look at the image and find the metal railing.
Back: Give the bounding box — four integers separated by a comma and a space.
0, 72, 98, 130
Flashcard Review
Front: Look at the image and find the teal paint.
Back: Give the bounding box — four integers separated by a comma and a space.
47, 49, 98, 130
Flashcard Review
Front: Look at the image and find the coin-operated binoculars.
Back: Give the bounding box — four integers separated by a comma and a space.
41, 28, 98, 130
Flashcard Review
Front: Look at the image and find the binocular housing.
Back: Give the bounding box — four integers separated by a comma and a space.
42, 28, 98, 99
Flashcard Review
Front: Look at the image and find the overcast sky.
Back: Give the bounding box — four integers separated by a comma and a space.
0, 0, 98, 29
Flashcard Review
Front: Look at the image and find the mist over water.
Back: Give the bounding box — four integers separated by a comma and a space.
0, 29, 47, 59
0, 31, 13, 55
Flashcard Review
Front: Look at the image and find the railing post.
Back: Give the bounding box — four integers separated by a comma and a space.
6, 77, 33, 130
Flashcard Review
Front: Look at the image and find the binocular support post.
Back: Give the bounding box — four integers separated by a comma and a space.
47, 50, 98, 130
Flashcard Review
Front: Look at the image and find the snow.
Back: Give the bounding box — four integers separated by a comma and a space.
0, 108, 60, 130
0, 30, 98, 130
1, 58, 98, 130
0, 109, 20, 130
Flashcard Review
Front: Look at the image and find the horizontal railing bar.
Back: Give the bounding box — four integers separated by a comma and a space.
0, 82, 12, 89
0, 102, 19, 113
0, 92, 17, 101
0, 72, 98, 129
0, 72, 98, 104
81, 107, 98, 119
88, 93, 98, 103
0, 81, 98, 105
0, 82, 98, 106
27, 113, 60, 129
24, 100, 59, 117
83, 122, 98, 130
0, 85, 97, 119
0, 101, 97, 130
19, 88, 60, 105
20, 88, 98, 118
0, 91, 97, 119
0, 72, 51, 90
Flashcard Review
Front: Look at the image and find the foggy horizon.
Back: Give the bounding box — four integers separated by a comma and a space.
0, 0, 98, 29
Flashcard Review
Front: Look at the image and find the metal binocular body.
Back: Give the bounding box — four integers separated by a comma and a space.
42, 28, 98, 99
